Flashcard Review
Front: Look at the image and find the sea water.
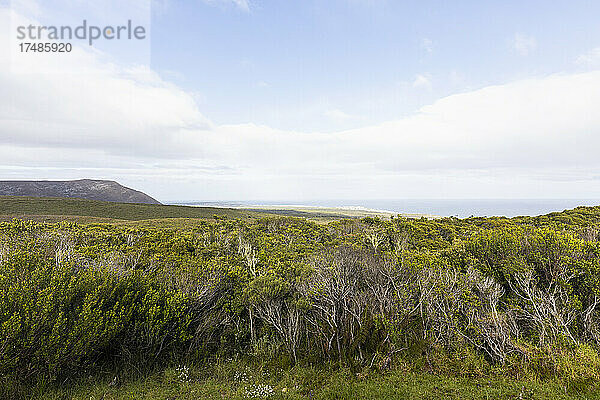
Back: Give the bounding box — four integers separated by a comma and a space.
175, 199, 600, 218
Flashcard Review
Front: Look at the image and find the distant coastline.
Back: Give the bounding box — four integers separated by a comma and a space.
171, 199, 600, 219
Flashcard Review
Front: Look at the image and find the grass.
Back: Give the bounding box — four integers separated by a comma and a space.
0, 196, 419, 223
0, 196, 267, 221
22, 362, 600, 400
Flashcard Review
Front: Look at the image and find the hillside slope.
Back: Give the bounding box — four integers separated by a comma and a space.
0, 196, 268, 222
0, 179, 160, 204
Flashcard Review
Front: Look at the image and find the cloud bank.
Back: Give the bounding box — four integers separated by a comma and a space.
1, 5, 600, 200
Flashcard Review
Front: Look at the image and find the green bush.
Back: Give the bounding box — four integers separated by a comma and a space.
0, 240, 190, 380
1, 206, 600, 387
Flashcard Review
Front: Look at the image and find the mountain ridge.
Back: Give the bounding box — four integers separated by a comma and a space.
0, 179, 161, 204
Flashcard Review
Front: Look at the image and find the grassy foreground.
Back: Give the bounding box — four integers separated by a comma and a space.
19, 362, 600, 400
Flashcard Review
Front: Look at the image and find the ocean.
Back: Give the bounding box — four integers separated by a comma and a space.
173, 199, 600, 218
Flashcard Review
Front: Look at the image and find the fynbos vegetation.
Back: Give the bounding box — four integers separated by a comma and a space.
2, 207, 600, 397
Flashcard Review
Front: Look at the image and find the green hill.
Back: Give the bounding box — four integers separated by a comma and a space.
0, 196, 264, 222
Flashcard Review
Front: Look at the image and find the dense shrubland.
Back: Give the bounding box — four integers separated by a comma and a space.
2, 206, 600, 394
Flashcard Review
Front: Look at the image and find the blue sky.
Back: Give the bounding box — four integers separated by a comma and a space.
1, 0, 600, 202
152, 0, 600, 131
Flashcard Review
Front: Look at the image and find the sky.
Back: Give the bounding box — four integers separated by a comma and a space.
1, 0, 600, 202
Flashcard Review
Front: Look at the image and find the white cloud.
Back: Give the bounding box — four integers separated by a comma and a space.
5, 66, 600, 174
201, 0, 250, 12
324, 109, 356, 122
412, 74, 432, 90
421, 38, 433, 54
255, 80, 270, 88
513, 33, 537, 56
231, 0, 250, 11
449, 70, 465, 86
3, 4, 600, 200
0, 3, 209, 158
576, 47, 600, 68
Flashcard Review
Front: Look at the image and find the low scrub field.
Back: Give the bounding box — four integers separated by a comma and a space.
2, 205, 600, 398
0, 196, 265, 221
